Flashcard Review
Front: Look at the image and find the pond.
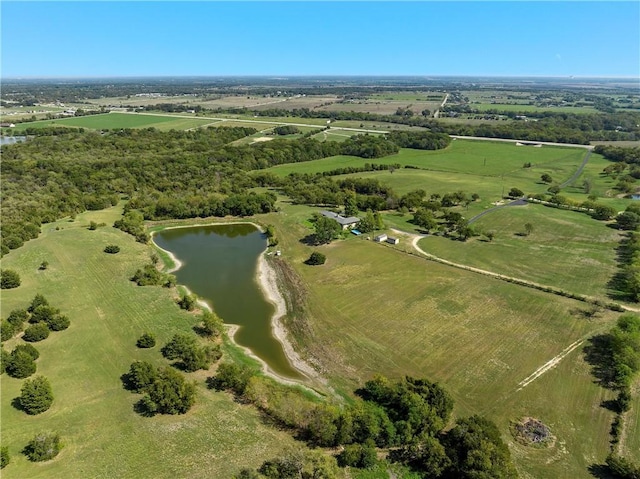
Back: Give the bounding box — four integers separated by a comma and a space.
0, 136, 27, 145
152, 223, 303, 379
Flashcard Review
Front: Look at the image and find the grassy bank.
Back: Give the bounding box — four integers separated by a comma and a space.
0, 206, 298, 479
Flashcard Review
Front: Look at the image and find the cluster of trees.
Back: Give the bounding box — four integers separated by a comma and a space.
595, 145, 640, 164
585, 314, 640, 477
128, 191, 278, 222
601, 315, 640, 393
616, 204, 640, 231
125, 362, 197, 415
273, 125, 300, 135
596, 145, 640, 194
311, 215, 343, 245
387, 131, 451, 150
1, 127, 258, 254
114, 210, 149, 243
0, 269, 21, 289
405, 190, 480, 239
131, 262, 176, 287
605, 454, 640, 478
161, 333, 221, 372
1, 294, 70, 343
213, 367, 517, 478
1, 123, 458, 257
283, 176, 396, 212
2, 343, 40, 378
611, 231, 640, 302
123, 308, 224, 415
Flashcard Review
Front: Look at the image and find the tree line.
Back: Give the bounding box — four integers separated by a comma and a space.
211, 366, 517, 478
1, 127, 451, 255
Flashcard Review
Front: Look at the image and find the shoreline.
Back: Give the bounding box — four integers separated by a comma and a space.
150, 221, 322, 386
255, 253, 323, 383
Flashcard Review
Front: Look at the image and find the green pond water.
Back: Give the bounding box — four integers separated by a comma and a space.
153, 223, 302, 379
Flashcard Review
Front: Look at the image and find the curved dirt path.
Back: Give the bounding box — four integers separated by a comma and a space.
559, 149, 593, 188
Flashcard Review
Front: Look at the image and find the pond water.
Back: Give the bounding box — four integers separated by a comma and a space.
0, 136, 27, 145
153, 223, 303, 379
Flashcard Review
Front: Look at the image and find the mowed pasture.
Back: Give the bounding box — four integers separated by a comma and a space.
266, 140, 588, 178
315, 99, 441, 116
259, 202, 624, 478
0, 206, 298, 479
266, 140, 594, 218
418, 203, 622, 298
11, 112, 217, 132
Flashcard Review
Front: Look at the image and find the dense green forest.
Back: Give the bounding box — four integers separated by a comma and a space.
0, 128, 449, 254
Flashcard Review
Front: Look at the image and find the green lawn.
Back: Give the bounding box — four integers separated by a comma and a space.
267, 140, 587, 179
12, 112, 215, 131
0, 206, 298, 479
255, 198, 632, 478
417, 203, 622, 299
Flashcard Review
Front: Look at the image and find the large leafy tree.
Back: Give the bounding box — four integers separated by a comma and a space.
144, 367, 196, 415
442, 415, 518, 479
313, 216, 341, 244
5, 350, 36, 378
0, 269, 21, 289
161, 333, 219, 372
18, 375, 53, 415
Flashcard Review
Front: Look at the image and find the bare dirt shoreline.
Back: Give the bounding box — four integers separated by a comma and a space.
150, 223, 322, 386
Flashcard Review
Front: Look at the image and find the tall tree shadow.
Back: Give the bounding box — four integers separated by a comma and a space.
588, 463, 617, 479
583, 333, 617, 390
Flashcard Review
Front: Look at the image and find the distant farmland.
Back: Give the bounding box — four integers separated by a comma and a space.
12, 112, 217, 131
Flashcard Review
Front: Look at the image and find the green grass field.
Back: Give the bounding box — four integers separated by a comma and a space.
12, 112, 216, 132
258, 201, 626, 478
417, 203, 622, 298
264, 139, 633, 225
0, 206, 298, 479
267, 140, 587, 178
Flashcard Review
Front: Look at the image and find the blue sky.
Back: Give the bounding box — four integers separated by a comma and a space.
1, 1, 638, 78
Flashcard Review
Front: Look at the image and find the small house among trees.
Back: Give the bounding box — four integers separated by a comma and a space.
320, 210, 360, 230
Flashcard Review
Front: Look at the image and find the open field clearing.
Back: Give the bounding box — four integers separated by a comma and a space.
226, 114, 331, 127
499, 345, 617, 478
316, 100, 441, 116
86, 94, 341, 111
471, 103, 600, 114
369, 92, 446, 102
10, 112, 216, 131
85, 95, 201, 108
266, 140, 587, 178
460, 90, 601, 114
258, 201, 627, 477
418, 204, 622, 298
0, 206, 298, 479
